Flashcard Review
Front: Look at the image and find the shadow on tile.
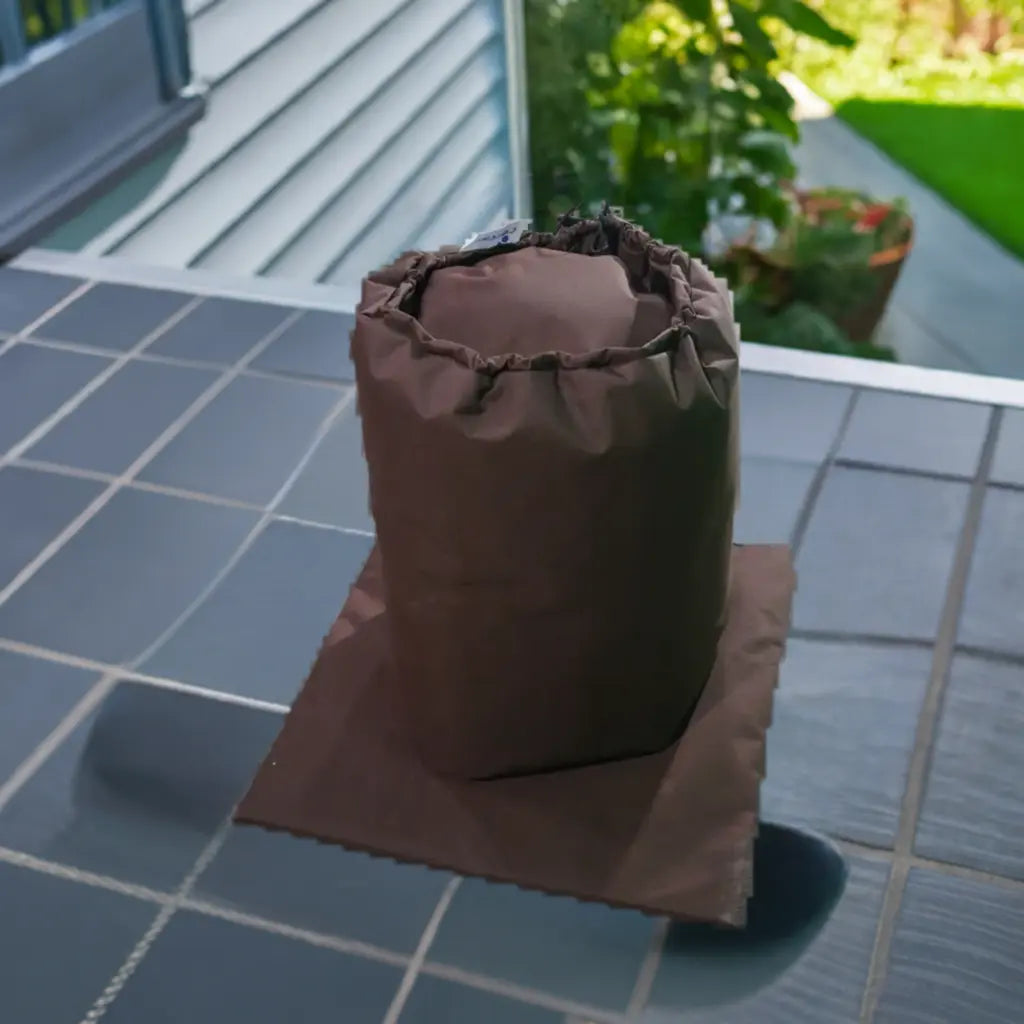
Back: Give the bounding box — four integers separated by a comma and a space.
429, 876, 656, 1012
647, 824, 848, 1015
75, 683, 278, 831
0, 681, 280, 889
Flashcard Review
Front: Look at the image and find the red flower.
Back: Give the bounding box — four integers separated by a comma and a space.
855, 203, 890, 232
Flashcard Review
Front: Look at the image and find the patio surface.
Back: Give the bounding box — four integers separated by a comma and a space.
1, 263, 1024, 1022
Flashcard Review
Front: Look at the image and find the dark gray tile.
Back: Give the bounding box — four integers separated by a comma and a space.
763, 640, 931, 847
740, 374, 852, 464
102, 910, 401, 1024
0, 489, 258, 664
0, 681, 281, 889
0, 649, 99, 782
839, 391, 990, 478
991, 407, 1024, 487
875, 869, 1024, 1024
958, 487, 1024, 657
0, 861, 154, 1023
0, 344, 111, 452
794, 467, 969, 640
148, 297, 293, 364
143, 521, 371, 702
401, 977, 566, 1023
0, 466, 104, 587
916, 654, 1024, 879
0, 268, 81, 332
429, 880, 655, 1012
250, 309, 355, 382
643, 855, 889, 1023
138, 376, 341, 506
196, 827, 449, 953
734, 457, 815, 545
277, 404, 372, 532
27, 361, 218, 474
32, 283, 191, 350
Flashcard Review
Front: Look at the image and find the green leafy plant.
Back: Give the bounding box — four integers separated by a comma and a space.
725, 187, 913, 358
582, 0, 854, 251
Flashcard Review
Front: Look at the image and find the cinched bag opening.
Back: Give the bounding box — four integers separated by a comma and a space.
359, 208, 735, 379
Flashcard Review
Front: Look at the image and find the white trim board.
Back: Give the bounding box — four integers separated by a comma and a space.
12, 247, 1024, 409
13, 247, 359, 313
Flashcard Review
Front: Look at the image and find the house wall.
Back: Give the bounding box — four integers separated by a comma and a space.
44, 0, 527, 286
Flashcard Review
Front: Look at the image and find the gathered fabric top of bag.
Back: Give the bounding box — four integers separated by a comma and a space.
357, 210, 737, 375
419, 248, 673, 358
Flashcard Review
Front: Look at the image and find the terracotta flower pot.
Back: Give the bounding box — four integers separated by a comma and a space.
727, 190, 914, 346
833, 230, 913, 343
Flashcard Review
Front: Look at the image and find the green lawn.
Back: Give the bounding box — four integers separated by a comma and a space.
780, 0, 1024, 257
834, 98, 1024, 258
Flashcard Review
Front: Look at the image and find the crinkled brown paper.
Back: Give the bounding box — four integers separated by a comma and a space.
236, 543, 793, 925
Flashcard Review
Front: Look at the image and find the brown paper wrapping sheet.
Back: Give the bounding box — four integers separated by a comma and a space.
236, 544, 794, 926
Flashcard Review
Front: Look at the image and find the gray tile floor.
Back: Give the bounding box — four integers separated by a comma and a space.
2, 266, 1024, 1022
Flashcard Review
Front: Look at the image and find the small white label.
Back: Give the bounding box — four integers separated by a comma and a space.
460, 219, 531, 251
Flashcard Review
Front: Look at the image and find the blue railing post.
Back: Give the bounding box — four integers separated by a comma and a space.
145, 0, 192, 100
0, 0, 27, 65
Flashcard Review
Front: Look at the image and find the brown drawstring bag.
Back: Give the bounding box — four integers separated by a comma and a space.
352, 211, 740, 779
237, 212, 795, 925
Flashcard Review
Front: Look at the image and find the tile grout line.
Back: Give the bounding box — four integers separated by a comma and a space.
858, 405, 1003, 1024
0, 329, 347, 891
9, 456, 374, 538
0, 637, 275, 715
380, 877, 462, 1024
0, 841, 406, 967
20, 334, 354, 391
0, 309, 304, 609
0, 838, 623, 1024
70, 387, 361, 1023
832, 455, 979, 486
789, 388, 861, 555
129, 387, 357, 668
833, 837, 1024, 894
77, 821, 234, 1024
0, 674, 117, 815
0, 845, 171, 905
0, 278, 96, 359
180, 899, 409, 969
11, 456, 265, 510
625, 917, 670, 1021
0, 298, 205, 469
420, 962, 624, 1024
638, 381, 855, 1024
787, 628, 934, 650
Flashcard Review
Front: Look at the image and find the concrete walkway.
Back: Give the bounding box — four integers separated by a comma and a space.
787, 75, 1024, 378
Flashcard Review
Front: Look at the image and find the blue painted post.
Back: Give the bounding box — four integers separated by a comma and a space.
0, 0, 27, 65
145, 0, 191, 99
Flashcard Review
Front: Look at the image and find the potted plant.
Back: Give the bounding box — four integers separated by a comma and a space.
724, 186, 913, 357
